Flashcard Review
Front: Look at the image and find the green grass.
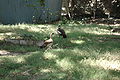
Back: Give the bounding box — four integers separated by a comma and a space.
0, 22, 120, 80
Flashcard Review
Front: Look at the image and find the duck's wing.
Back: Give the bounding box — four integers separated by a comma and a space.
44, 39, 53, 43
36, 41, 45, 47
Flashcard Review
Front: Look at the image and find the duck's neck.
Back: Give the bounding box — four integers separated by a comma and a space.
50, 33, 53, 39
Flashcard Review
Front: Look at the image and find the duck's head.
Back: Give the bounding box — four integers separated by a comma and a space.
50, 33, 54, 38
51, 32, 54, 35
58, 24, 61, 28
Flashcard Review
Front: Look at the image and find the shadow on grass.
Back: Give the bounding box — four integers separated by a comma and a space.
0, 23, 120, 53
0, 27, 50, 53
0, 58, 25, 80
1, 49, 120, 80
109, 70, 120, 77
1, 23, 120, 80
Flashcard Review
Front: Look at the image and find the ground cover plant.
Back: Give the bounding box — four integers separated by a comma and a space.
0, 21, 120, 80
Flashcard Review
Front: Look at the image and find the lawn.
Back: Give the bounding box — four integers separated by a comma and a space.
0, 21, 120, 80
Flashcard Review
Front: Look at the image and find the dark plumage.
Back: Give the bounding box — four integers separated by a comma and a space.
57, 26, 67, 38
111, 28, 120, 32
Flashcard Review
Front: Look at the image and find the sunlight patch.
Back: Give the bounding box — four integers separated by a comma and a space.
96, 59, 120, 70
72, 48, 89, 56
56, 58, 74, 70
16, 57, 25, 63
40, 68, 66, 79
0, 32, 15, 36
71, 40, 85, 44
81, 27, 110, 35
54, 49, 64, 51
44, 52, 58, 60
101, 53, 120, 61
83, 58, 120, 70
0, 50, 10, 55
56, 73, 67, 79
41, 68, 55, 73
41, 69, 51, 73
28, 27, 41, 32
0, 32, 16, 40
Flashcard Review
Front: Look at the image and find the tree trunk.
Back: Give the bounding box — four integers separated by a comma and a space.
93, 0, 97, 19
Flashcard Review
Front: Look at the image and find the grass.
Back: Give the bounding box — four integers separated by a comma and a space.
0, 21, 120, 80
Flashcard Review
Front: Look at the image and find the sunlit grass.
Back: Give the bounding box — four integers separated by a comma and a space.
83, 57, 120, 70
71, 40, 85, 44
43, 52, 58, 60
56, 58, 74, 71
0, 22, 120, 80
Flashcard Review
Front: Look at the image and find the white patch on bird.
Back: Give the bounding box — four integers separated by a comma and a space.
57, 31, 62, 34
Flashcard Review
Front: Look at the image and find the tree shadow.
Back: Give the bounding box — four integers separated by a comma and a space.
109, 70, 120, 78
0, 27, 49, 53
0, 58, 25, 80
1, 23, 120, 79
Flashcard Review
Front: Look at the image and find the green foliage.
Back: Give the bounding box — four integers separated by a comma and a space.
25, 0, 45, 7
39, 0, 45, 6
64, 0, 120, 19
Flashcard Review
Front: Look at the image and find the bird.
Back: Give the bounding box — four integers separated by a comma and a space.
37, 33, 54, 48
57, 25, 67, 38
111, 28, 120, 32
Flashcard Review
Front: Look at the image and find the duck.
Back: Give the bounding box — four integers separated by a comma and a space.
37, 33, 54, 48
111, 28, 120, 32
57, 25, 67, 38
